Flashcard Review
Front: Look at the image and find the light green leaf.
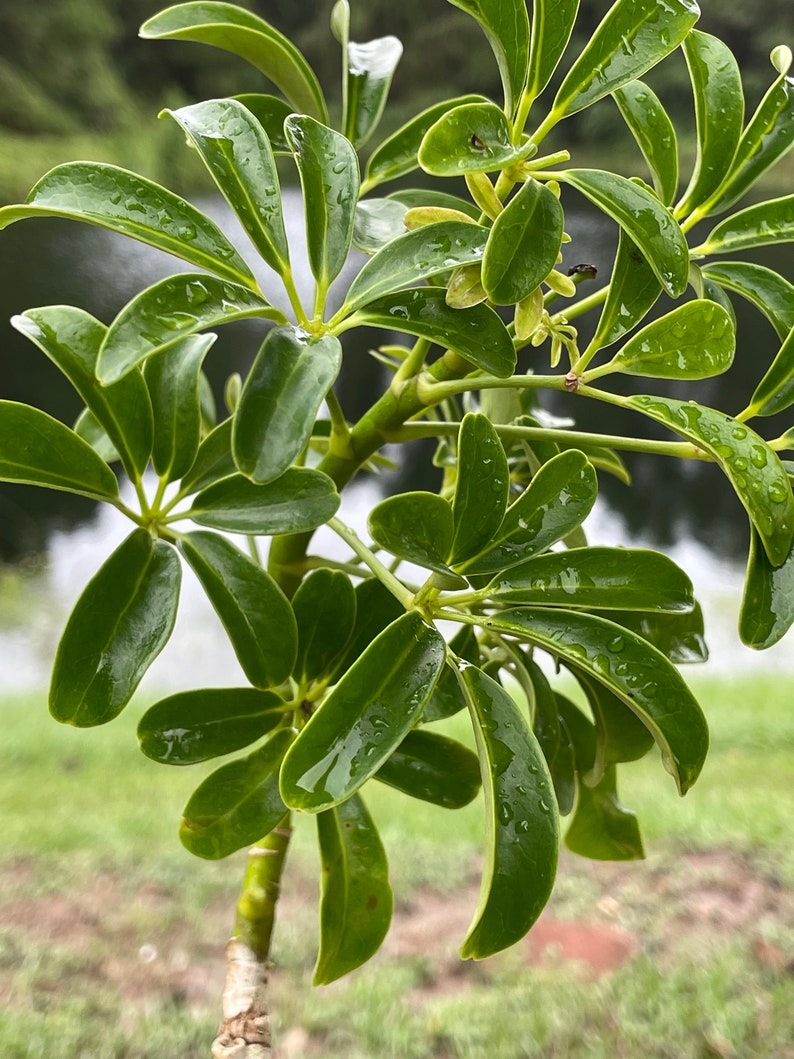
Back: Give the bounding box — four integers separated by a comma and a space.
449, 414, 510, 565
292, 569, 357, 683
280, 611, 446, 812
702, 262, 794, 340
605, 300, 735, 379
693, 195, 794, 256
50, 530, 181, 726
388, 188, 480, 219
748, 326, 794, 417
342, 31, 403, 148
73, 409, 120, 464
418, 101, 534, 176
444, 0, 529, 113
368, 491, 456, 577
190, 467, 339, 535
352, 198, 409, 253
526, 0, 580, 101
0, 162, 255, 288
232, 93, 293, 152
739, 526, 794, 649
376, 730, 481, 808
613, 80, 678, 205
574, 672, 654, 785
585, 229, 661, 355
180, 418, 236, 494
140, 1, 327, 119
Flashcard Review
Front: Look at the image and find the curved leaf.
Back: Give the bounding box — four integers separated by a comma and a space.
179, 729, 293, 859
693, 195, 794, 256
336, 4, 403, 150
701, 261, 794, 340
279, 611, 446, 812
584, 229, 661, 356
331, 577, 405, 678
180, 418, 235, 494
292, 568, 357, 683
0, 400, 119, 501
368, 491, 455, 575
50, 530, 181, 726
352, 198, 409, 253
418, 101, 533, 176
458, 663, 559, 959
748, 326, 794, 417
574, 673, 654, 784
180, 530, 297, 688
233, 93, 293, 152
740, 525, 794, 649
314, 793, 393, 984
389, 187, 481, 219
613, 80, 678, 206
522, 653, 561, 778
449, 413, 510, 565
444, 0, 529, 113
140, 1, 327, 120
594, 606, 708, 665
137, 687, 286, 764
233, 326, 342, 484
527, 0, 580, 101
0, 162, 255, 288
73, 409, 120, 464
375, 729, 481, 808
627, 394, 794, 565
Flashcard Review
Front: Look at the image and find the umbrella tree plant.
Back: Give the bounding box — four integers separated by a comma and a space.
2, 0, 793, 1053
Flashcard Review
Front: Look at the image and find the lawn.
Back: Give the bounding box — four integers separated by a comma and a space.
1, 672, 793, 1058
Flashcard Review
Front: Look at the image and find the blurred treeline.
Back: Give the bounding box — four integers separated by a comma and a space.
0, 0, 790, 195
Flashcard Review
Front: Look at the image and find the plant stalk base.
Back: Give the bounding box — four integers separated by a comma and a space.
211, 938, 272, 1058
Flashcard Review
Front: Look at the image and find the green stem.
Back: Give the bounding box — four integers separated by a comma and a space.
328, 517, 415, 609
233, 816, 292, 959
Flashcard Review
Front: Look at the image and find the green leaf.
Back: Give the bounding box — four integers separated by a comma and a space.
693, 195, 794, 256
180, 418, 236, 495
351, 288, 515, 377
331, 578, 405, 678
140, 1, 327, 120
487, 546, 695, 611
458, 449, 598, 575
626, 394, 794, 565
11, 307, 152, 481
449, 414, 510, 565
748, 326, 794, 417
458, 664, 559, 959
444, 0, 529, 114
593, 606, 708, 664
739, 525, 794, 649
341, 222, 488, 316
575, 673, 654, 784
613, 80, 678, 205
605, 300, 735, 379
50, 530, 181, 726
363, 95, 488, 190
701, 261, 794, 340
675, 31, 743, 217
585, 229, 661, 354
161, 99, 290, 274
522, 654, 561, 774
0, 162, 255, 288
292, 569, 357, 683
526, 0, 580, 101
389, 188, 480, 219
97, 275, 283, 384
487, 607, 709, 795
233, 93, 293, 152
419, 102, 533, 176
137, 687, 286, 764
179, 729, 293, 860
334, 1, 403, 150
180, 530, 297, 688
144, 334, 215, 483
232, 326, 342, 485
368, 491, 456, 576
73, 409, 120, 464
352, 198, 409, 253
375, 730, 481, 808
422, 627, 480, 724
280, 612, 446, 812
285, 115, 359, 290
552, 0, 699, 118
0, 400, 119, 501
550, 713, 576, 816
481, 179, 564, 305
557, 169, 690, 296
314, 792, 393, 984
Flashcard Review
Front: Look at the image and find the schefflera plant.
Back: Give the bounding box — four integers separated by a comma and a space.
2, 0, 794, 1052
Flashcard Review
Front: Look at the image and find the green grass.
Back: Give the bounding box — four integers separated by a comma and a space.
1, 672, 793, 1057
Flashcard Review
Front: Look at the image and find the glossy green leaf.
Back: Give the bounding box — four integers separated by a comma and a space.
481, 179, 564, 305
526, 0, 580, 101
739, 525, 794, 649
351, 288, 516, 377
285, 115, 359, 290
137, 687, 286, 764
292, 569, 356, 683
613, 80, 678, 205
701, 262, 794, 340
488, 546, 695, 611
314, 792, 393, 984
748, 326, 794, 417
332, 578, 405, 678
695, 267, 737, 327
337, 14, 403, 148
179, 728, 293, 860
0, 400, 119, 501
557, 169, 689, 296
280, 611, 446, 813
627, 394, 794, 566
50, 529, 181, 726
458, 449, 598, 575
11, 307, 152, 481
389, 188, 481, 219
368, 491, 455, 575
449, 414, 510, 565
233, 93, 293, 153
418, 102, 533, 176
552, 0, 698, 118
585, 229, 661, 355
593, 606, 708, 664
675, 31, 743, 217
352, 198, 409, 253
458, 663, 558, 959
422, 627, 480, 725
0, 162, 255, 288
180, 418, 235, 494
180, 530, 297, 688
693, 196, 794, 256
363, 95, 488, 190
488, 608, 709, 795
140, 2, 327, 120
523, 654, 561, 774
606, 300, 735, 379
341, 222, 488, 316
97, 274, 283, 384
574, 673, 654, 786
144, 334, 215, 483
232, 326, 342, 485
73, 409, 120, 464
550, 712, 576, 816
445, 0, 529, 113
375, 729, 481, 808
162, 99, 290, 274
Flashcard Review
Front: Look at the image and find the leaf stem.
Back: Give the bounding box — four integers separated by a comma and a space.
328, 517, 414, 609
